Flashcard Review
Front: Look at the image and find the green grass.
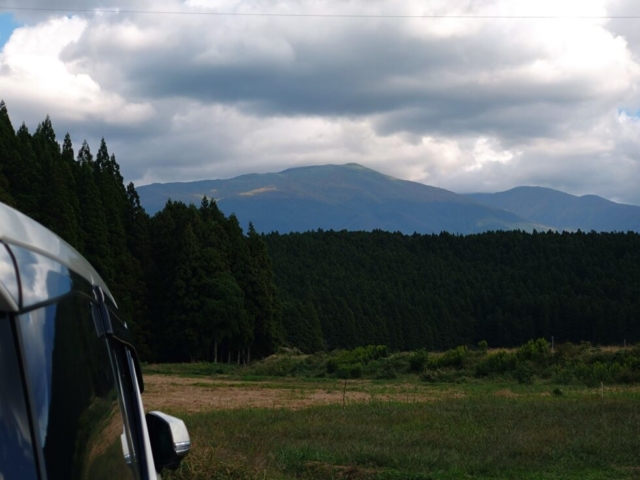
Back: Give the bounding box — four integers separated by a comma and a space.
163, 389, 640, 480
149, 344, 640, 479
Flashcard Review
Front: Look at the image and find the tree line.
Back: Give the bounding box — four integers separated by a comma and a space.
2, 101, 639, 360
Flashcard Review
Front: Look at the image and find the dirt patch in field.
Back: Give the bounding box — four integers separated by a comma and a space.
494, 389, 519, 398
142, 375, 457, 413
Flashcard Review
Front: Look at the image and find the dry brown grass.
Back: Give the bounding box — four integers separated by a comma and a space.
142, 374, 463, 413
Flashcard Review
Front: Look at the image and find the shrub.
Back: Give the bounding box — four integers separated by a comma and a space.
327, 346, 389, 377
420, 370, 439, 383
572, 361, 622, 387
409, 349, 429, 372
616, 367, 640, 384
550, 364, 575, 385
326, 359, 339, 374
334, 345, 389, 366
477, 340, 488, 354
249, 356, 300, 377
553, 341, 591, 364
429, 346, 468, 369
376, 363, 399, 380
475, 351, 517, 377
517, 338, 550, 365
514, 362, 534, 384
336, 363, 363, 379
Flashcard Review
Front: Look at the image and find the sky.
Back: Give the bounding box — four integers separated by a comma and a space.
1, 1, 640, 205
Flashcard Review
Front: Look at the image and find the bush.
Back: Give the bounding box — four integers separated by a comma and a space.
336, 363, 363, 379
429, 346, 468, 369
475, 351, 517, 377
477, 340, 488, 354
517, 338, 550, 365
327, 346, 389, 377
367, 356, 407, 377
420, 370, 440, 383
409, 349, 429, 372
514, 362, 534, 384
554, 341, 591, 364
249, 356, 299, 377
376, 363, 399, 380
550, 364, 575, 385
331, 345, 388, 367
616, 367, 640, 384
326, 359, 339, 374
571, 360, 622, 387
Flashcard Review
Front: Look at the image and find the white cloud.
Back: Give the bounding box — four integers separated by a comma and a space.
0, 16, 154, 126
466, 138, 517, 172
0, 0, 639, 205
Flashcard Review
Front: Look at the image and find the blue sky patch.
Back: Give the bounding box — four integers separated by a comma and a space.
0, 13, 19, 49
618, 108, 640, 119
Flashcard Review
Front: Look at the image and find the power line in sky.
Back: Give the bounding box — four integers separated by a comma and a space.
2, 6, 640, 19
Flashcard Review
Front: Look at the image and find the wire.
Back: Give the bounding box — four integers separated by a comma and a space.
2, 7, 640, 19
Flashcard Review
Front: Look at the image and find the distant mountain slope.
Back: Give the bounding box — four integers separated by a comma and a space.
137, 164, 544, 234
467, 187, 640, 232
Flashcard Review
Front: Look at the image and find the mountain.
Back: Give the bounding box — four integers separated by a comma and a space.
467, 187, 640, 233
137, 163, 545, 234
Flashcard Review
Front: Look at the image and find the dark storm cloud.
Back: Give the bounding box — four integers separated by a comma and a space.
57, 7, 634, 151
61, 16, 545, 122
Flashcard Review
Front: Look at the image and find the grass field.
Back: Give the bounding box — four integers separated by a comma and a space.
142, 357, 640, 479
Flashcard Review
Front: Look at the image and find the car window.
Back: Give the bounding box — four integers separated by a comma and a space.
16, 294, 140, 480
8, 244, 73, 310
0, 243, 19, 309
0, 313, 38, 480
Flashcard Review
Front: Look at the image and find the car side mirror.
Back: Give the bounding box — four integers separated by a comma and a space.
146, 411, 191, 472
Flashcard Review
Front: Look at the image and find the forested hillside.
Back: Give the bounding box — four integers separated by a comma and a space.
265, 229, 640, 351
2, 101, 639, 361
0, 101, 282, 363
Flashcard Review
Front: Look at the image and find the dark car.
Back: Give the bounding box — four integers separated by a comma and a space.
0, 201, 190, 479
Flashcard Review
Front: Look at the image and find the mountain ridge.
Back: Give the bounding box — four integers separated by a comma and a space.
138, 163, 640, 234
137, 163, 547, 234
467, 186, 640, 232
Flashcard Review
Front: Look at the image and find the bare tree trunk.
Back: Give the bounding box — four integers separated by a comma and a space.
247, 345, 251, 365
227, 349, 231, 364
213, 340, 218, 364
237, 348, 241, 365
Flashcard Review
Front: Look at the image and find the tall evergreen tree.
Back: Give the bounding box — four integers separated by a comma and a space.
0, 101, 17, 206
246, 223, 283, 359
33, 118, 81, 247
76, 141, 112, 284
123, 181, 152, 358
10, 123, 43, 219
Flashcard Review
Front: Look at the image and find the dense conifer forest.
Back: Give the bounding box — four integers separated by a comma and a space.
1, 101, 639, 360
266, 229, 640, 351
